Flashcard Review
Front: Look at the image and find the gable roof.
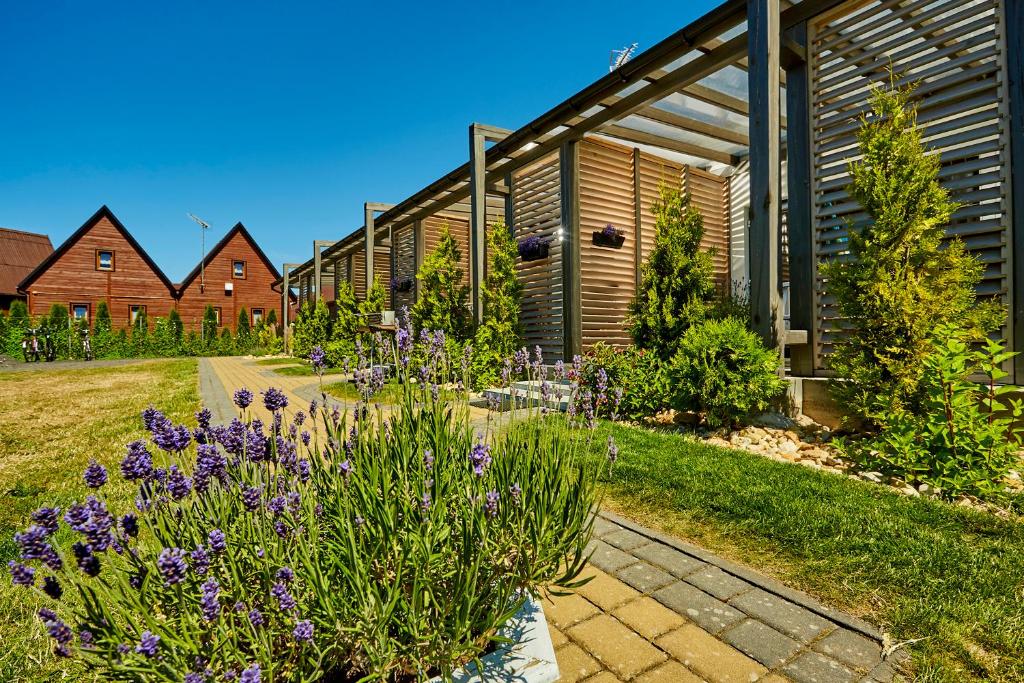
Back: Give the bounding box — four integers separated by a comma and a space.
176, 222, 282, 295
17, 205, 178, 296
0, 228, 53, 296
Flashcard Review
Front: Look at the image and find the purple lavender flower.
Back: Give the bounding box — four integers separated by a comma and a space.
273, 520, 290, 538
31, 507, 61, 535
196, 444, 227, 480
121, 514, 139, 537
241, 486, 262, 511
248, 608, 265, 628
38, 607, 57, 622
310, 346, 326, 374
196, 407, 212, 430
601, 223, 621, 238
513, 347, 529, 373
153, 423, 192, 453
234, 388, 254, 409
262, 387, 289, 412
79, 629, 93, 646
420, 491, 432, 512
83, 460, 108, 488
354, 514, 364, 529
157, 548, 188, 586
121, 440, 154, 480
606, 435, 619, 465
142, 406, 164, 432
200, 578, 220, 622
298, 458, 311, 480
469, 439, 492, 477
271, 582, 296, 611
136, 630, 160, 657
44, 615, 73, 644
8, 560, 35, 587
184, 673, 205, 683
423, 449, 434, 471
293, 619, 314, 643
240, 664, 261, 683
275, 566, 294, 583
42, 575, 62, 599
166, 466, 192, 500
554, 360, 565, 380
339, 459, 353, 479
15, 524, 51, 561
191, 545, 210, 575
509, 483, 522, 503
208, 529, 226, 553
485, 490, 500, 518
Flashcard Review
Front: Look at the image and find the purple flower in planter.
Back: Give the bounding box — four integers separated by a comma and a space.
121, 441, 154, 481
8, 560, 35, 587
83, 460, 107, 489
157, 548, 188, 586
248, 608, 265, 628
200, 578, 220, 622
262, 388, 289, 412
233, 388, 254, 410
271, 582, 296, 611
293, 619, 314, 643
42, 575, 62, 599
485, 490, 500, 518
517, 235, 549, 260
208, 529, 226, 553
136, 630, 160, 658
240, 664, 261, 683
31, 507, 61, 535
602, 223, 621, 238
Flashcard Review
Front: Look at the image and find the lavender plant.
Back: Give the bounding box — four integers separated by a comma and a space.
9, 326, 599, 681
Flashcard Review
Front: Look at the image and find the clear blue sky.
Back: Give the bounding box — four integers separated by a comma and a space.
0, 0, 718, 281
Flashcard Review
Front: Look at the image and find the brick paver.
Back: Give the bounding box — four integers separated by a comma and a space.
200, 357, 897, 682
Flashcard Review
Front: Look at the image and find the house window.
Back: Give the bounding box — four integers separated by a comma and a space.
96, 250, 114, 271
251, 308, 264, 325
71, 303, 90, 321
213, 307, 223, 326
130, 305, 147, 325
232, 260, 246, 279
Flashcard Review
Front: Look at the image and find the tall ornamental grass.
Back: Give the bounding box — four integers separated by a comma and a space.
8, 326, 602, 681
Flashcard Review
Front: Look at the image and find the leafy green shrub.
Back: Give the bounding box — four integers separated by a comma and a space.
578, 343, 670, 420
8, 335, 599, 680
219, 327, 235, 355
821, 78, 1002, 423
236, 307, 251, 350
168, 309, 184, 345
412, 222, 472, 340
202, 305, 219, 347
669, 317, 785, 427
472, 219, 523, 389
291, 298, 329, 360
265, 308, 278, 335
358, 275, 387, 318
841, 326, 1024, 501
627, 186, 716, 360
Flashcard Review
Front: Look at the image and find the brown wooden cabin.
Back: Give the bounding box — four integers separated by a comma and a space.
0, 227, 53, 311
176, 223, 284, 333
18, 206, 178, 328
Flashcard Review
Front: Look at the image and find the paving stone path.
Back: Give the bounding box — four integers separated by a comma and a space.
199, 356, 900, 683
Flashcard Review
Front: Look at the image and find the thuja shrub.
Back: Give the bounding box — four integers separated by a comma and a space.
412, 223, 472, 341
472, 219, 524, 389
576, 343, 669, 421
669, 317, 785, 427
9, 337, 599, 681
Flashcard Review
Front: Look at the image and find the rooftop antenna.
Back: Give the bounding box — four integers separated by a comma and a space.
187, 213, 210, 294
610, 43, 638, 72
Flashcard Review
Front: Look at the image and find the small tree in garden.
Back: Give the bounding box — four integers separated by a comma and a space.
412, 223, 472, 340
627, 186, 716, 359
326, 281, 359, 367
219, 327, 235, 355
358, 275, 387, 318
202, 305, 219, 347
167, 309, 184, 345
292, 299, 329, 359
822, 78, 1003, 421
266, 308, 278, 335
473, 219, 524, 388
236, 307, 251, 349
93, 301, 112, 336
5, 300, 29, 356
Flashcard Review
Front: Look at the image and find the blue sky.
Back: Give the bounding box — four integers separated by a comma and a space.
0, 0, 718, 281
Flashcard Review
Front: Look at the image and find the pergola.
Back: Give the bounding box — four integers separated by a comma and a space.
280, 0, 1023, 380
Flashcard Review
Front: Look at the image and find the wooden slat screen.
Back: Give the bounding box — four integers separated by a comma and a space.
512, 152, 563, 360
392, 225, 416, 313
579, 139, 637, 349
682, 166, 731, 290
352, 250, 366, 301
374, 245, 392, 309
636, 152, 684, 267
423, 215, 471, 287
810, 0, 1012, 372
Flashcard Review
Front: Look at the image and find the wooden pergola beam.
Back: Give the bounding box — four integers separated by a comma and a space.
600, 124, 739, 165
631, 103, 749, 146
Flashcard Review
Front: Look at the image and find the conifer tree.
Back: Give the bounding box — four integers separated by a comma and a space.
472, 219, 523, 387
5, 301, 29, 357
412, 223, 472, 340
358, 276, 387, 318
167, 309, 184, 344
822, 78, 1002, 420
202, 305, 219, 347
627, 186, 716, 359
236, 308, 251, 349
266, 309, 278, 335
94, 301, 112, 335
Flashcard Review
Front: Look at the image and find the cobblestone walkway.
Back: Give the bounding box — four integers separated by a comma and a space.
199, 357, 898, 683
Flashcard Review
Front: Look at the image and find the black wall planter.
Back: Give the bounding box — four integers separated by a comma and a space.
592, 231, 625, 249
518, 240, 550, 262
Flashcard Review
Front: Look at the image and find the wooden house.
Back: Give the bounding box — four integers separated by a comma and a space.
0, 228, 53, 311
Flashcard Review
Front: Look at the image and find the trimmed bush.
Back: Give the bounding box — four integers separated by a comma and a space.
577, 343, 670, 421
669, 317, 785, 427
412, 222, 472, 341
472, 219, 524, 389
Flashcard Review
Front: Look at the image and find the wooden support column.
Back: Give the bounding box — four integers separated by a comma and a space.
560, 139, 582, 361
364, 204, 375, 296
469, 124, 487, 323
747, 0, 785, 366
632, 147, 644, 290
313, 243, 322, 302
504, 172, 515, 236
784, 20, 814, 376
1007, 0, 1024, 381
281, 263, 301, 350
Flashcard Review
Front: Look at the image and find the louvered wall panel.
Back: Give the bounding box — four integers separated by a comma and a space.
636, 153, 684, 267
512, 153, 563, 360
392, 225, 416, 313
810, 0, 1011, 373
423, 215, 471, 287
352, 250, 366, 301
682, 167, 731, 290
374, 245, 392, 309
579, 139, 637, 349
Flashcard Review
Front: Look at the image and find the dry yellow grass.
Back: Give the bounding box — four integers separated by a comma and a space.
0, 358, 199, 682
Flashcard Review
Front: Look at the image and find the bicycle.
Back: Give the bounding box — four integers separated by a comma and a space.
81, 328, 93, 361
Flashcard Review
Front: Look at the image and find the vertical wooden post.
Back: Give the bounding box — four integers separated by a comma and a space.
504, 172, 515, 236
469, 124, 487, 324
1006, 0, 1024, 381
413, 219, 424, 303
785, 21, 814, 376
364, 204, 375, 296
560, 139, 582, 361
313, 242, 322, 302
747, 0, 785, 365
632, 148, 644, 290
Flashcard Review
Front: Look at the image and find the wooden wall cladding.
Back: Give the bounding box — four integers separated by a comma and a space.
579, 139, 638, 349
682, 166, 732, 291
373, 245, 392, 309
392, 225, 416, 313
351, 250, 366, 301
810, 0, 1012, 372
636, 152, 684, 267
422, 214, 471, 287
512, 152, 564, 361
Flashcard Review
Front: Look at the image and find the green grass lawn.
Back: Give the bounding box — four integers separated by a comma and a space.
0, 359, 200, 682
272, 364, 351, 377
253, 357, 304, 366
590, 421, 1024, 682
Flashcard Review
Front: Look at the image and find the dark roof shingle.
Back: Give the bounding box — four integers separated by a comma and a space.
0, 228, 54, 296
